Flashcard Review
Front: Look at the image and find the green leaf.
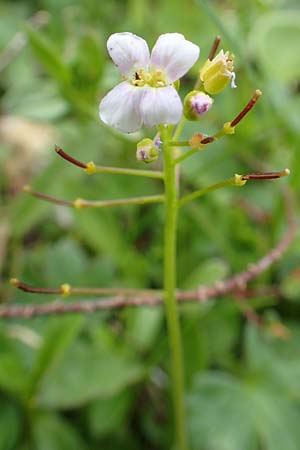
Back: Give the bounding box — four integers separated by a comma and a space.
87, 389, 133, 437
248, 11, 300, 82
126, 307, 163, 352
0, 351, 27, 396
0, 400, 21, 450
27, 316, 84, 400
25, 27, 71, 85
31, 412, 86, 450
182, 257, 229, 289
245, 325, 300, 399
36, 339, 144, 408
0, 328, 29, 396
44, 239, 88, 284
188, 371, 300, 450
201, 302, 239, 366
281, 270, 300, 302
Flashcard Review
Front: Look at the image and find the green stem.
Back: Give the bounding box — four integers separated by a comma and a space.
74, 194, 165, 209
179, 176, 244, 207
162, 128, 188, 450
174, 148, 200, 165
169, 141, 190, 147
172, 117, 187, 142
90, 165, 164, 179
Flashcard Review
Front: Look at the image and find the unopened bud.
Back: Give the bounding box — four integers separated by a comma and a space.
136, 138, 159, 163
200, 50, 237, 95
183, 90, 213, 121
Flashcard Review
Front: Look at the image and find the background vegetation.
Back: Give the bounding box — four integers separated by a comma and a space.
0, 0, 299, 449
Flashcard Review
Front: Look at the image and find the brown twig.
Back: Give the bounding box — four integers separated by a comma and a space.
241, 169, 290, 181
23, 185, 73, 206
230, 90, 262, 127
1, 190, 295, 319
55, 145, 87, 169
208, 36, 221, 61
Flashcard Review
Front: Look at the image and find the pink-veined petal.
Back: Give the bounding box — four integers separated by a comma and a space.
151, 33, 200, 83
107, 32, 150, 76
141, 86, 182, 127
99, 82, 144, 133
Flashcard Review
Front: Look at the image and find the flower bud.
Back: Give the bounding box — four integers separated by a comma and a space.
183, 90, 213, 121
200, 50, 237, 95
136, 138, 159, 163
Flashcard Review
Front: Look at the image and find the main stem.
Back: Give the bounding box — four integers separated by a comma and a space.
162, 129, 188, 450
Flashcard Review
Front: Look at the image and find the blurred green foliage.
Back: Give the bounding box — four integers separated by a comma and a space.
0, 0, 300, 448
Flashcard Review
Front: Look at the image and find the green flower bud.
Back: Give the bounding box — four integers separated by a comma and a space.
200, 50, 237, 95
136, 138, 159, 163
183, 90, 213, 121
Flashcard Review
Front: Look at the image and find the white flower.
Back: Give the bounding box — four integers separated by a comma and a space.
99, 32, 200, 133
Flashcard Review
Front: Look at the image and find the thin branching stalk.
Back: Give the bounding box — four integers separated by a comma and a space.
3, 189, 295, 318
23, 186, 165, 209
55, 145, 164, 179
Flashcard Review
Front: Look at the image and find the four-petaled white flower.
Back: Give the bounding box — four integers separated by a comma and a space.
99, 32, 200, 133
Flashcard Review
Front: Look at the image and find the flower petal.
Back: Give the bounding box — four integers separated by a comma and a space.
141, 86, 182, 127
107, 32, 150, 76
150, 33, 200, 83
99, 82, 144, 133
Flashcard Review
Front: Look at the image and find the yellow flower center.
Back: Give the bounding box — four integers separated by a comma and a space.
129, 68, 168, 88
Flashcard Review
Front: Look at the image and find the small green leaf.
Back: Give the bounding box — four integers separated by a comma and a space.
182, 257, 229, 288
31, 412, 87, 450
25, 27, 71, 85
0, 400, 21, 450
248, 11, 300, 82
27, 316, 84, 400
126, 307, 163, 352
188, 371, 300, 450
87, 389, 133, 437
36, 340, 144, 408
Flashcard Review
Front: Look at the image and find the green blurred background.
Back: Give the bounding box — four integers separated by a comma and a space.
0, 0, 300, 449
